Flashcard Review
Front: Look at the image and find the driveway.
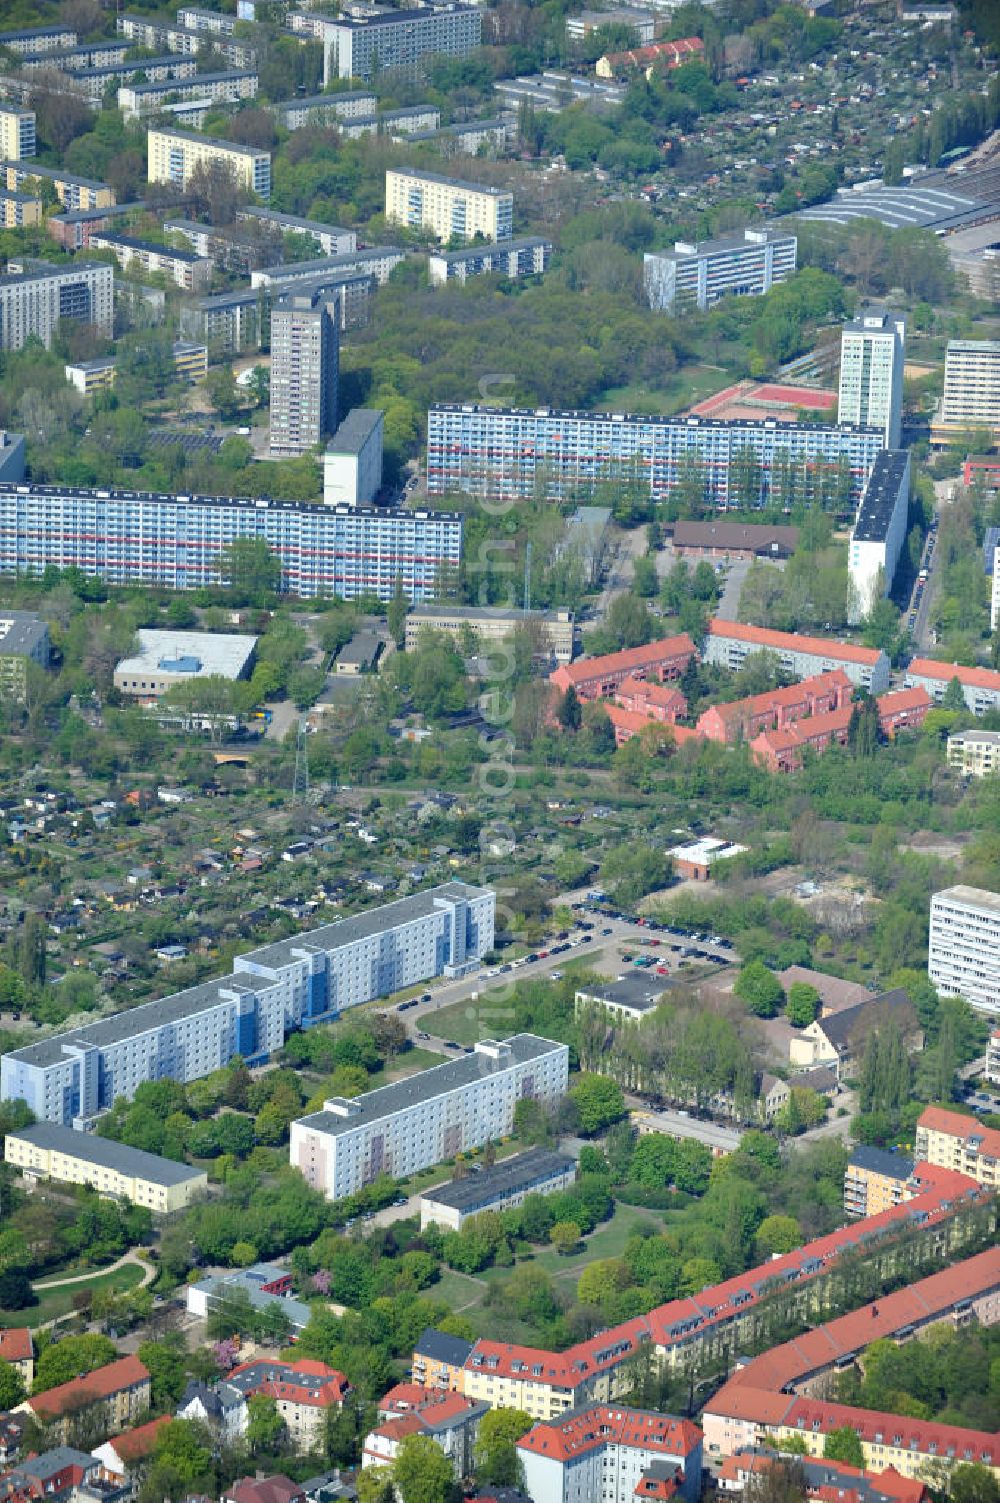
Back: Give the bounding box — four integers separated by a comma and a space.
715, 558, 751, 622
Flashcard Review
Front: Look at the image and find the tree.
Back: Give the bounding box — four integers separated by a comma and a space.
215, 538, 281, 604
387, 575, 408, 646
0, 1359, 26, 1409
943, 676, 967, 711
549, 1220, 582, 1255
392, 1433, 456, 1503
950, 1465, 1000, 1503
357, 1469, 395, 1503
557, 685, 582, 731
734, 960, 785, 1019
569, 1074, 625, 1134
475, 1408, 532, 1486
33, 1334, 115, 1393
755, 1214, 800, 1257
823, 1427, 865, 1468
187, 157, 249, 225
745, 1457, 810, 1503
246, 1394, 286, 1455
785, 982, 820, 1028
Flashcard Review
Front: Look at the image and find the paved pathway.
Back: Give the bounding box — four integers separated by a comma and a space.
33, 1252, 156, 1292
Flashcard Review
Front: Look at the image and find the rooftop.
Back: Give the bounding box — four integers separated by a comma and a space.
431, 400, 878, 440
414, 1327, 474, 1367
652, 225, 796, 262
7, 1121, 207, 1187
238, 206, 358, 235
668, 835, 749, 863
327, 408, 383, 456
409, 603, 567, 624
296, 1035, 564, 1140
325, 5, 477, 27
918, 1104, 1000, 1155
817, 989, 915, 1053
949, 728, 1000, 746
9, 1449, 95, 1484
0, 611, 47, 658
0, 257, 108, 289
92, 232, 206, 263
672, 519, 799, 552
149, 126, 269, 158
0, 481, 461, 525
125, 68, 256, 91
421, 1149, 574, 1212
552, 633, 695, 686
431, 236, 550, 263
30, 1356, 149, 1418
517, 1404, 702, 1463
853, 451, 911, 543
907, 659, 1000, 693
707, 618, 885, 667
577, 975, 674, 1012
848, 1145, 915, 1179
387, 166, 511, 198
115, 628, 257, 680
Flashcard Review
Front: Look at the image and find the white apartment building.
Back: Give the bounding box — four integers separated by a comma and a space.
0, 261, 113, 351
644, 228, 797, 313
89, 232, 212, 292
428, 236, 550, 285
272, 91, 377, 128
119, 69, 257, 119
947, 729, 1000, 778
0, 106, 35, 160
847, 449, 910, 624
517, 1405, 703, 1503
986, 1028, 1000, 1087
320, 6, 481, 83
419, 1148, 576, 1230
929, 884, 1000, 1017
269, 290, 340, 456
147, 126, 271, 199
290, 1035, 568, 1200
1, 883, 494, 1125
992, 542, 1000, 632
385, 168, 512, 244
324, 408, 384, 506
837, 307, 905, 449
703, 619, 890, 693
935, 339, 1000, 443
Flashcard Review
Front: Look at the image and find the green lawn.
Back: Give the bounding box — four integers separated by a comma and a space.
532, 1204, 662, 1286
601, 365, 733, 417
0, 1261, 145, 1329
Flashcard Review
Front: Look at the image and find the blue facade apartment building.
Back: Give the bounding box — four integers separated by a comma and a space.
425, 404, 886, 508
1, 883, 495, 1127
0, 483, 462, 601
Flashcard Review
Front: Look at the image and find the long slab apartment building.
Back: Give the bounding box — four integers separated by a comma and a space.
0, 883, 495, 1127
644, 227, 797, 313
320, 5, 481, 83
147, 126, 271, 199
425, 404, 886, 507
0, 482, 462, 601
290, 1034, 568, 1200
0, 260, 113, 351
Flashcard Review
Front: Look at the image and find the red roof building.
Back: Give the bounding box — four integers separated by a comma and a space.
518, 1406, 702, 1503
596, 36, 703, 75
704, 620, 889, 692
905, 658, 1000, 714
451, 1165, 985, 1420
223, 1476, 305, 1503
696, 670, 852, 745
877, 686, 931, 736
915, 1106, 1000, 1189
0, 1331, 32, 1384
703, 1247, 1000, 1479
225, 1359, 350, 1447
92, 1417, 173, 1482
364, 1390, 489, 1475
717, 1450, 928, 1503
615, 675, 687, 723
0, 1449, 99, 1503
27, 1355, 150, 1438
550, 635, 695, 703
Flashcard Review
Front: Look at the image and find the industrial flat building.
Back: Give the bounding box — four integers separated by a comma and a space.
113, 629, 257, 700
419, 1149, 576, 1230
291, 1035, 567, 1200
1, 883, 494, 1125
4, 1121, 207, 1212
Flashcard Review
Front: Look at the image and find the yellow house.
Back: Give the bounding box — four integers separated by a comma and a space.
5, 1122, 207, 1213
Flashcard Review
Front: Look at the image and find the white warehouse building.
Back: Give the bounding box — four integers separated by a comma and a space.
928, 885, 1000, 1019
0, 883, 495, 1126
290, 1035, 569, 1200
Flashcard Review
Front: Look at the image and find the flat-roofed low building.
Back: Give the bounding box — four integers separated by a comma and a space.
566, 9, 655, 43
406, 604, 574, 664
114, 628, 257, 700
419, 1149, 576, 1231
324, 408, 383, 506
669, 836, 748, 881
335, 630, 381, 674
4, 1120, 207, 1211
90, 230, 212, 291
843, 1145, 915, 1218
948, 728, 1000, 778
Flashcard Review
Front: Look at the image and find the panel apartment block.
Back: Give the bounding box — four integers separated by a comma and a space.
269, 290, 340, 455
1, 883, 494, 1126
89, 231, 212, 292
0, 24, 77, 54
1, 161, 114, 210
847, 448, 910, 623
291, 1034, 567, 1199
837, 307, 905, 450
644, 228, 797, 313
4, 1120, 208, 1212
271, 91, 377, 128
0, 191, 41, 229
0, 261, 113, 351
929, 884, 1000, 1017
937, 338, 1000, 441
147, 126, 271, 198
0, 107, 35, 160
237, 206, 358, 256
703, 619, 890, 692
321, 6, 481, 83
119, 68, 257, 118
118, 12, 256, 67
0, 483, 462, 601
386, 168, 512, 244
70, 55, 198, 101
428, 236, 551, 285
251, 246, 404, 288
425, 404, 884, 508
